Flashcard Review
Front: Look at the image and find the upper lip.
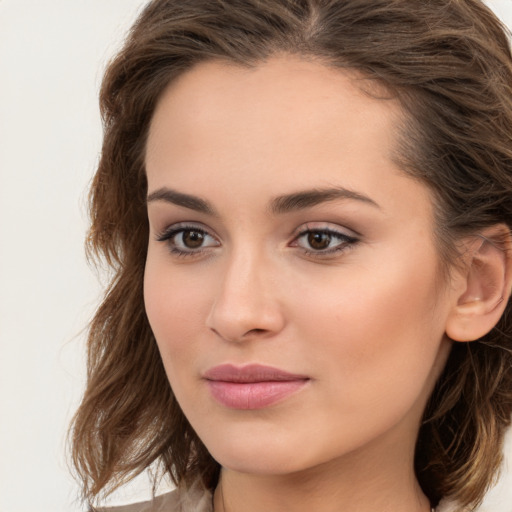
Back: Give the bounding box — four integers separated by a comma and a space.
203, 364, 309, 383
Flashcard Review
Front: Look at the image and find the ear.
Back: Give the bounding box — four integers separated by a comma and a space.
445, 224, 512, 342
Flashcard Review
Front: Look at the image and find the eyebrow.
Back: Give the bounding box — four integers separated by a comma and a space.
147, 187, 216, 215
146, 186, 380, 215
270, 187, 380, 214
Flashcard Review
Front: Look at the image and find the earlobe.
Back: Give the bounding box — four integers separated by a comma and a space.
445, 225, 512, 343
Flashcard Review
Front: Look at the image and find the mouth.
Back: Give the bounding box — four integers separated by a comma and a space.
203, 364, 310, 410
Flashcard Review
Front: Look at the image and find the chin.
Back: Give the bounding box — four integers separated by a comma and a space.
199, 427, 305, 475
200, 424, 341, 478
213, 448, 308, 476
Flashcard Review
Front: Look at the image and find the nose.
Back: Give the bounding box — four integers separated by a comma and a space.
206, 249, 286, 343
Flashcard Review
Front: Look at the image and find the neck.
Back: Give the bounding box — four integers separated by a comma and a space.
213, 441, 431, 512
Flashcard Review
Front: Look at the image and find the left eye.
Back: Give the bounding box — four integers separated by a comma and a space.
293, 229, 357, 254
174, 229, 214, 249
157, 226, 219, 254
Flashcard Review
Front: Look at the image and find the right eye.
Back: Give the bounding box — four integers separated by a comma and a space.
156, 224, 220, 256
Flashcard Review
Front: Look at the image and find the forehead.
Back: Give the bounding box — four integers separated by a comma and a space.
146, 55, 402, 175
144, 55, 433, 230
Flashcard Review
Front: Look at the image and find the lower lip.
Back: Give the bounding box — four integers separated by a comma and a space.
206, 380, 308, 409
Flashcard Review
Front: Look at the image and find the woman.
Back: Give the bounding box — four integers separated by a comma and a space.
70, 1, 512, 511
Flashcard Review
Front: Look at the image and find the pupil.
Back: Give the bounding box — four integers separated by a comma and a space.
183, 230, 204, 248
308, 232, 331, 250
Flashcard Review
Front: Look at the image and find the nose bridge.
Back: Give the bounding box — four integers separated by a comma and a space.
207, 243, 284, 342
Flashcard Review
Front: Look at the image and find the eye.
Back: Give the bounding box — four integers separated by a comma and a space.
156, 224, 220, 256
304, 231, 335, 251
291, 226, 358, 256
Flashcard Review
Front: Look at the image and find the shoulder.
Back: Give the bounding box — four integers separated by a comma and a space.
93, 481, 213, 512
93, 490, 180, 512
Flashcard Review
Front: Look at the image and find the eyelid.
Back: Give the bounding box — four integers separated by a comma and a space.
154, 221, 209, 241
289, 223, 360, 256
290, 222, 359, 240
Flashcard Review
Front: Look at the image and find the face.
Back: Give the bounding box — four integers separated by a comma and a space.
144, 56, 455, 477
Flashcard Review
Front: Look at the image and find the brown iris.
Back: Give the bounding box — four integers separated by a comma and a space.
182, 230, 205, 248
308, 231, 332, 250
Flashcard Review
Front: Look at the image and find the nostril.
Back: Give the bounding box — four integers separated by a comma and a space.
245, 328, 267, 336
210, 326, 269, 342
206, 288, 286, 342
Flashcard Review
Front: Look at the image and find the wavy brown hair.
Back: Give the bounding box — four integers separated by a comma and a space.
70, 0, 512, 509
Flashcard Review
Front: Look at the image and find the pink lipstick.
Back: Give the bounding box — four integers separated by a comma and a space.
203, 364, 309, 409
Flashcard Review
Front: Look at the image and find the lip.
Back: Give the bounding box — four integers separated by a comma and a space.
203, 364, 309, 410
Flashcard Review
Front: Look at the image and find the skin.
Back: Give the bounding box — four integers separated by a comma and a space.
143, 56, 460, 512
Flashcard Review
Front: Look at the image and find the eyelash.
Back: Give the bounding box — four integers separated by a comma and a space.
156, 224, 219, 258
155, 224, 359, 259
291, 226, 359, 257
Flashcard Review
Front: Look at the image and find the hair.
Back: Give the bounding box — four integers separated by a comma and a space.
70, 0, 512, 509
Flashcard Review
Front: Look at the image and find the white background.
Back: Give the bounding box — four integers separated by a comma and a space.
1, 1, 512, 511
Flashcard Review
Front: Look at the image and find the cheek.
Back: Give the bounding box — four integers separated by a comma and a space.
143, 256, 209, 369
291, 252, 446, 409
